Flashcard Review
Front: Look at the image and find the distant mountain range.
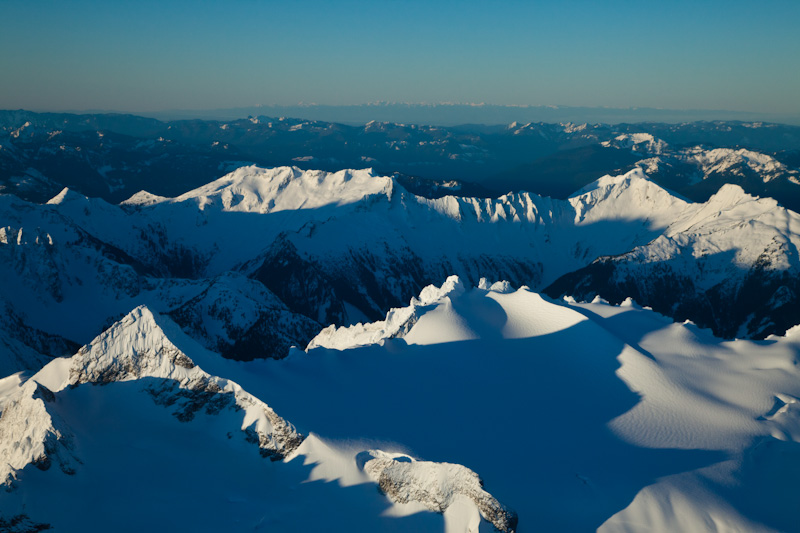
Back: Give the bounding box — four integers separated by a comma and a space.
131, 103, 800, 127
2, 110, 800, 211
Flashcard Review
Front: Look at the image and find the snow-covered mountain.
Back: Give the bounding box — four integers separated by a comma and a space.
5, 278, 798, 531
605, 132, 800, 201
0, 304, 516, 532
0, 164, 686, 370
296, 277, 800, 532
547, 183, 800, 338
3, 158, 800, 530
4, 110, 800, 209
3, 164, 800, 381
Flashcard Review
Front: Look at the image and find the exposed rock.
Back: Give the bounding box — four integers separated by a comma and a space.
357, 449, 518, 533
0, 381, 78, 488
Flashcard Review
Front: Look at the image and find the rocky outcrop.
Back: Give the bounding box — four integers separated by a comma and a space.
357, 450, 518, 533
0, 306, 305, 488
0, 381, 78, 488
68, 306, 305, 459
167, 272, 321, 361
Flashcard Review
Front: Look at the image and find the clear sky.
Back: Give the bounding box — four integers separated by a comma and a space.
1, 0, 799, 116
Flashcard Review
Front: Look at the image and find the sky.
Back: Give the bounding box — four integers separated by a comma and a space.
1, 0, 799, 118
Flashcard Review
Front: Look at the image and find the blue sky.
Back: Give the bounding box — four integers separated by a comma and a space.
1, 0, 798, 116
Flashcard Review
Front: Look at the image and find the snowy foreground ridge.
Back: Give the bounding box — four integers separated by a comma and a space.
3, 277, 800, 531
0, 300, 516, 532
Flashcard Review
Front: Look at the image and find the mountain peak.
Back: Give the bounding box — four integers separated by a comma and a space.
704, 182, 763, 210
570, 167, 650, 197
1, 305, 305, 488
46, 187, 86, 205
67, 305, 197, 388
603, 132, 669, 154
120, 190, 168, 207
174, 166, 394, 214
568, 168, 688, 225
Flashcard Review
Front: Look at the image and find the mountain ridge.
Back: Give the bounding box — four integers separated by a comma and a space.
3, 164, 800, 380
0, 302, 517, 532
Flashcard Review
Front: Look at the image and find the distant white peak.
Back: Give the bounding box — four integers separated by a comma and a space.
364, 120, 391, 132
508, 121, 535, 131
689, 148, 792, 182
562, 122, 588, 133
120, 190, 168, 207
509, 122, 535, 135
568, 168, 687, 223
308, 276, 466, 351
46, 187, 87, 205
636, 156, 664, 175
176, 166, 395, 214
9, 121, 32, 138
356, 449, 517, 533
602, 133, 668, 154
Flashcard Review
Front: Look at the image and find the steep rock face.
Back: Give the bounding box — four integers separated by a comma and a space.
0, 381, 78, 488
303, 240, 542, 326
167, 272, 321, 360
0, 298, 77, 376
0, 306, 305, 490
66, 306, 305, 459
357, 449, 518, 533
246, 234, 347, 326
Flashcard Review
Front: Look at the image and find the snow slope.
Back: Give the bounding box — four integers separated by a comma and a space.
210, 278, 800, 532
